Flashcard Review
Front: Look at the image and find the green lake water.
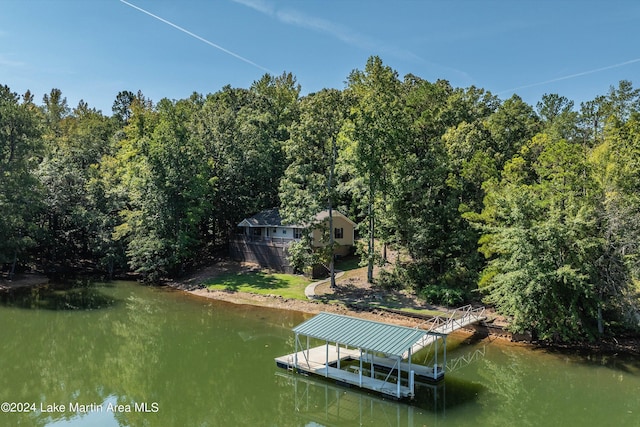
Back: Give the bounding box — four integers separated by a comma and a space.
0, 281, 638, 427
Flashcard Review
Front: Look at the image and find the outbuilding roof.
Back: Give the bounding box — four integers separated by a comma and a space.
292, 312, 428, 358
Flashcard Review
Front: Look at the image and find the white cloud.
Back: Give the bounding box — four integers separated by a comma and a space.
232, 0, 422, 62
0, 54, 25, 68
231, 0, 274, 16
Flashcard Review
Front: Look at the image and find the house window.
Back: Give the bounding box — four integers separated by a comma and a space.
293, 229, 302, 239
252, 228, 261, 236
334, 227, 344, 239
282, 229, 287, 234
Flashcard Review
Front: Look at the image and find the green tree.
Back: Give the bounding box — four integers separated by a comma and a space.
193, 88, 261, 237
279, 89, 350, 284
0, 85, 43, 275
113, 95, 209, 281
192, 82, 297, 246
344, 56, 406, 282
36, 98, 117, 272
250, 72, 301, 143
589, 113, 640, 332
388, 80, 499, 303
41, 88, 69, 138
472, 135, 605, 341
111, 90, 136, 126
536, 93, 578, 141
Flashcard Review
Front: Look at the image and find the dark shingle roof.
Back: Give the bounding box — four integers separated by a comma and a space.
241, 208, 284, 227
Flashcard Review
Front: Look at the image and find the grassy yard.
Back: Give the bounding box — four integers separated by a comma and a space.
202, 271, 312, 300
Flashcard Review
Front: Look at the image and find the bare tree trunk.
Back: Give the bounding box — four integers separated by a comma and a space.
597, 305, 604, 335
328, 136, 338, 288
329, 207, 335, 288
9, 250, 17, 281
368, 202, 374, 283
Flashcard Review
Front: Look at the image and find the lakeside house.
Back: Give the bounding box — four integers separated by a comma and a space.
230, 208, 355, 274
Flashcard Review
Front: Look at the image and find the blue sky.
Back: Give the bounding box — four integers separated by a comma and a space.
1, 0, 639, 114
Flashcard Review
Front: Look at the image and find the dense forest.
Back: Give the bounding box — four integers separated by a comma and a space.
1, 56, 639, 342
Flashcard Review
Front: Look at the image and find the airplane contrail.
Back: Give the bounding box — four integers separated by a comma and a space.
498, 57, 640, 95
119, 0, 272, 73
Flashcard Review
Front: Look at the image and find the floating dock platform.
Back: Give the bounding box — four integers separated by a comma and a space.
274, 312, 448, 399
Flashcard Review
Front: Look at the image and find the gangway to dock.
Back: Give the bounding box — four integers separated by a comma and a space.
405, 305, 486, 358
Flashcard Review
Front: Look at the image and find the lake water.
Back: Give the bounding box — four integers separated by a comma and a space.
0, 281, 638, 426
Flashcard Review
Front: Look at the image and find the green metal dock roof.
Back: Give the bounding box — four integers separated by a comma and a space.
292, 312, 429, 358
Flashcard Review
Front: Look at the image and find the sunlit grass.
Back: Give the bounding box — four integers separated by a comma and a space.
203, 271, 312, 300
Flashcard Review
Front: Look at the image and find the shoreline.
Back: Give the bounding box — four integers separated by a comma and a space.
179, 285, 433, 329
3, 269, 638, 356
170, 282, 640, 357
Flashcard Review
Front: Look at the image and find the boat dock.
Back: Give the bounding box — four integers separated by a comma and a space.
275, 308, 485, 399
275, 312, 449, 399
276, 343, 419, 398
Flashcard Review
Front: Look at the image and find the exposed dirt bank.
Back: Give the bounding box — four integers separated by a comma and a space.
167, 259, 639, 356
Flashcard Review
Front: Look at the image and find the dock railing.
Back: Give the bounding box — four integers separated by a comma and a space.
407, 305, 486, 357
420, 304, 486, 334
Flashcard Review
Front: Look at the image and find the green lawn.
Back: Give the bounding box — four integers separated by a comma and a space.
203, 271, 312, 300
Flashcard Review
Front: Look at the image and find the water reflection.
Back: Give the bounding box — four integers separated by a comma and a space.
275, 368, 486, 426
446, 346, 486, 373
0, 281, 118, 310
0, 282, 164, 427
473, 345, 640, 427
276, 371, 438, 426
1, 282, 638, 427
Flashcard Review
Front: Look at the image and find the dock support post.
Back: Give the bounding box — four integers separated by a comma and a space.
371, 353, 375, 379
408, 347, 412, 383
337, 343, 340, 369
408, 347, 413, 397
434, 337, 438, 380
325, 341, 329, 377
294, 333, 298, 370
396, 358, 401, 398
410, 370, 415, 397
443, 336, 447, 377
359, 349, 363, 386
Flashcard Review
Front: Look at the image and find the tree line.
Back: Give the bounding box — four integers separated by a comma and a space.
1, 56, 638, 341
